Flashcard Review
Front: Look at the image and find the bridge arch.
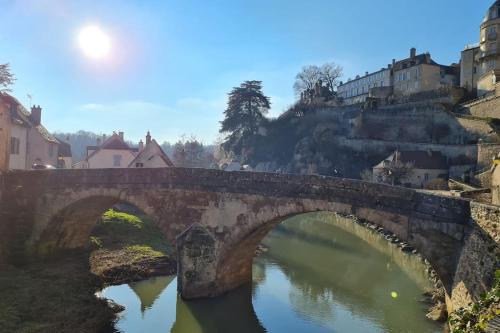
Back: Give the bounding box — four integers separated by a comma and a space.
33, 189, 163, 253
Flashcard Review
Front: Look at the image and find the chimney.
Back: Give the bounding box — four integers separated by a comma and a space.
392, 59, 396, 66
410, 47, 417, 58
425, 52, 431, 63
118, 131, 124, 140
139, 139, 144, 150
146, 131, 152, 145
388, 64, 392, 69
365, 71, 369, 76
31, 105, 41, 126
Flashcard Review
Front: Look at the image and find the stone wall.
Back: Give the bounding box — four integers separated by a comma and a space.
461, 84, 500, 119
335, 136, 500, 166
449, 202, 500, 311
493, 164, 500, 205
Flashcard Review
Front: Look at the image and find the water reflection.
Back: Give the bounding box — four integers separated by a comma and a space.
129, 275, 175, 314
102, 213, 442, 333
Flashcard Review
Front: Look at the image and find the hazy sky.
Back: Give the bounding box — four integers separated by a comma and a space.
0, 0, 493, 143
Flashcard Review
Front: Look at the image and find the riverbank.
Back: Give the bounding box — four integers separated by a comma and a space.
0, 252, 118, 333
89, 208, 176, 285
0, 207, 177, 333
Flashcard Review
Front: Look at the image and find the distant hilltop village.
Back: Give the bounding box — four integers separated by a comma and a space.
303, 1, 500, 110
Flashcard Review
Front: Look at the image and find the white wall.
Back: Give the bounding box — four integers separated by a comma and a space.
9, 124, 28, 170
88, 149, 136, 168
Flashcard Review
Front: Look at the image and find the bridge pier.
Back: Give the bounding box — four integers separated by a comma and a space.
177, 223, 220, 299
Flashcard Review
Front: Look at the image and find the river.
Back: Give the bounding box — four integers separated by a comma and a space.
100, 212, 443, 333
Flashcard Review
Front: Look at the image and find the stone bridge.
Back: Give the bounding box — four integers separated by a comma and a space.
0, 168, 498, 312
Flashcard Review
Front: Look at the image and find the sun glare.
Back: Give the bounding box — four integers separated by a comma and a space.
78, 25, 111, 59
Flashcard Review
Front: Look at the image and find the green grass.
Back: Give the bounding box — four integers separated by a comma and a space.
92, 209, 173, 256
0, 253, 115, 333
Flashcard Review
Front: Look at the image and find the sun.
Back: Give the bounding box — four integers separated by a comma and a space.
78, 25, 111, 59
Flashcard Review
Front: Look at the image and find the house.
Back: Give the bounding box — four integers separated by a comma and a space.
373, 150, 449, 188
76, 131, 138, 169
337, 48, 459, 105
492, 153, 500, 205
0, 93, 60, 170
337, 67, 393, 105
461, 1, 500, 96
392, 49, 459, 96
0, 95, 11, 173
129, 131, 174, 168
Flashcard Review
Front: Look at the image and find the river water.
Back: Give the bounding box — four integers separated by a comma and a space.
101, 212, 443, 333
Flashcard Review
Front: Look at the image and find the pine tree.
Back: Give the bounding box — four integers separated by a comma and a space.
220, 80, 270, 153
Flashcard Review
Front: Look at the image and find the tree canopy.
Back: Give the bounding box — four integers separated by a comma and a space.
0, 63, 15, 92
293, 62, 343, 97
220, 80, 270, 153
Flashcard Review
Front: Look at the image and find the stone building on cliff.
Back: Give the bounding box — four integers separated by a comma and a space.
461, 1, 500, 97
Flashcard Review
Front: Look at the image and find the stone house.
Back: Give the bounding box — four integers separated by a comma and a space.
128, 131, 174, 168
373, 150, 449, 188
337, 67, 392, 105
392, 48, 459, 96
0, 93, 59, 170
492, 154, 500, 205
76, 132, 138, 169
461, 1, 500, 96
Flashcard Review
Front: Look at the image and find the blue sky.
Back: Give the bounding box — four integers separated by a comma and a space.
0, 0, 494, 144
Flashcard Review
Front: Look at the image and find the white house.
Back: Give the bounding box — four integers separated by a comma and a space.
129, 131, 174, 168
373, 150, 449, 188
76, 132, 138, 169
1, 94, 60, 170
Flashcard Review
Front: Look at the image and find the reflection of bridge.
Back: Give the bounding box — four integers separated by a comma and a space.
0, 168, 498, 312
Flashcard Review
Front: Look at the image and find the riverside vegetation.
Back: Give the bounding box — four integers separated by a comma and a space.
0, 206, 176, 333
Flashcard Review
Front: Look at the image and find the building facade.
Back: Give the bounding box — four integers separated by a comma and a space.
0, 95, 11, 173
129, 131, 174, 168
373, 150, 449, 188
77, 132, 138, 169
337, 48, 458, 105
461, 1, 500, 96
0, 94, 59, 170
393, 49, 459, 96
337, 68, 392, 105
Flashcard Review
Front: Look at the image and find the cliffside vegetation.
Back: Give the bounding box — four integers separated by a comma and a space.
449, 270, 500, 333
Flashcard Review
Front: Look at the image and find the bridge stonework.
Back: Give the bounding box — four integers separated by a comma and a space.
0, 168, 498, 313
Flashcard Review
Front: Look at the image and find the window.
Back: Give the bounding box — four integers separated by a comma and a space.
10, 137, 20, 155
424, 173, 429, 181
113, 154, 122, 167
48, 144, 54, 157
136, 162, 144, 168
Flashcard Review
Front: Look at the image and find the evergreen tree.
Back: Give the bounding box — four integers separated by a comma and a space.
0, 63, 15, 92
220, 80, 270, 153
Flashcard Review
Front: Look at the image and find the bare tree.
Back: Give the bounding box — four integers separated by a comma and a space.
378, 159, 414, 186
320, 62, 343, 94
293, 65, 321, 97
0, 63, 15, 92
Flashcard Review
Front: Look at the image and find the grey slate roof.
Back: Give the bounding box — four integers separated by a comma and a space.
375, 150, 448, 170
